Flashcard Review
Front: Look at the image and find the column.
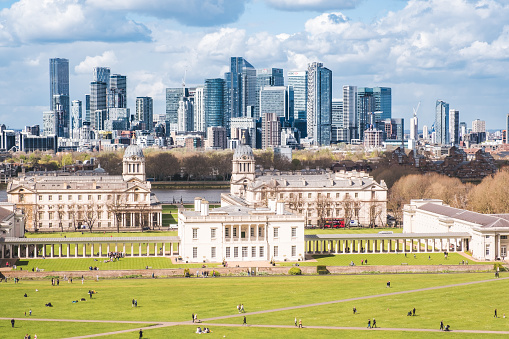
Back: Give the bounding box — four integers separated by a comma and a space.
342, 240, 346, 253
154, 243, 158, 257
162, 243, 166, 257
123, 243, 126, 255
42, 244, 46, 257
75, 244, 78, 257
82, 244, 86, 257
0, 245, 3, 259
115, 243, 118, 252
410, 239, 414, 253
50, 245, 53, 258
131, 243, 134, 257
107, 244, 110, 254
91, 244, 94, 258
357, 240, 361, 253
146, 243, 150, 256
67, 244, 70, 258
59, 244, 62, 258
139, 243, 142, 257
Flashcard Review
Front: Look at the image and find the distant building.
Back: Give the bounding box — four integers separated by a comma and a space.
135, 97, 153, 131
166, 88, 187, 132
230, 117, 256, 149
204, 78, 226, 130
435, 100, 449, 145
194, 86, 205, 132
206, 126, 227, 150
226, 57, 257, 119
90, 81, 107, 129
364, 126, 383, 148
49, 58, 70, 132
0, 203, 25, 239
259, 86, 293, 120
262, 112, 281, 149
177, 97, 194, 132
472, 119, 486, 133
331, 99, 344, 143
306, 62, 332, 146
109, 74, 127, 109
287, 71, 307, 120
449, 109, 459, 145
342, 85, 357, 142
71, 100, 82, 138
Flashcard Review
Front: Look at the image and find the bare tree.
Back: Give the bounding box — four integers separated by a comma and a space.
315, 194, 335, 228
56, 204, 65, 232
82, 201, 98, 233
368, 200, 384, 227
107, 194, 126, 233
339, 195, 354, 228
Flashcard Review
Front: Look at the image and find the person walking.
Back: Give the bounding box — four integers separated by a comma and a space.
367, 319, 371, 328
413, 307, 416, 316
132, 299, 135, 308
495, 309, 498, 318
194, 314, 197, 323
294, 317, 297, 326
298, 319, 302, 328
387, 281, 391, 288
372, 318, 377, 328
11, 318, 15, 328
243, 316, 246, 326
353, 307, 357, 314
29, 309, 32, 316
139, 329, 143, 338
192, 313, 194, 323
440, 320, 444, 331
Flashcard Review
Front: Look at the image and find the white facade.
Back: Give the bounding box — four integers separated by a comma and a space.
403, 199, 509, 261
178, 198, 305, 263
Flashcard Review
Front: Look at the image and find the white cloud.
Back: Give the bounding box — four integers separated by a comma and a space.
74, 51, 118, 74
264, 0, 360, 11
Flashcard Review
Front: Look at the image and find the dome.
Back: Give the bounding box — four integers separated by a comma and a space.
123, 144, 144, 159
233, 144, 254, 160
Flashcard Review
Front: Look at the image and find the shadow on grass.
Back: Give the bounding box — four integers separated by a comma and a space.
14, 260, 29, 267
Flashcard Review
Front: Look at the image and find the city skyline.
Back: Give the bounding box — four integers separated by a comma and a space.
1, 0, 508, 130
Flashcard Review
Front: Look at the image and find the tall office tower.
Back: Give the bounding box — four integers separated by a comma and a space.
177, 97, 194, 132
262, 112, 281, 149
166, 87, 188, 132
373, 87, 392, 121
42, 111, 56, 136
472, 119, 486, 133
194, 86, 205, 132
225, 57, 257, 121
109, 74, 127, 108
93, 67, 110, 88
52, 94, 70, 138
382, 118, 404, 141
422, 125, 428, 140
49, 58, 69, 111
410, 112, 418, 141
90, 81, 107, 129
136, 97, 153, 131
449, 109, 460, 145
435, 100, 449, 145
357, 87, 374, 140
259, 86, 293, 120
71, 100, 82, 138
287, 71, 307, 120
306, 62, 332, 146
331, 99, 343, 143
459, 122, 467, 140
85, 94, 90, 123
204, 78, 226, 132
343, 85, 358, 142
256, 68, 284, 118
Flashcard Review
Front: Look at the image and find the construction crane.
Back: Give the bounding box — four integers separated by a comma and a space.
182, 69, 187, 88
413, 101, 421, 117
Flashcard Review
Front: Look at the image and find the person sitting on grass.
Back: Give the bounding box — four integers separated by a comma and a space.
195, 327, 202, 334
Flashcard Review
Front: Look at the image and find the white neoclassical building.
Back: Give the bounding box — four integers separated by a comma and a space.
7, 144, 162, 232
404, 199, 509, 261
178, 198, 305, 263
222, 144, 388, 226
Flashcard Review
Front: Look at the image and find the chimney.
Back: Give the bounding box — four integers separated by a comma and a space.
194, 197, 202, 213
268, 199, 277, 212
201, 200, 209, 216
276, 201, 285, 215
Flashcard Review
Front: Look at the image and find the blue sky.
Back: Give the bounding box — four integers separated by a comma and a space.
0, 0, 508, 131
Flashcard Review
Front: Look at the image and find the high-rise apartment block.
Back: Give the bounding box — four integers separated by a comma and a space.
306, 62, 332, 146
204, 78, 226, 131
166, 88, 188, 132
472, 119, 486, 133
287, 71, 307, 120
262, 112, 281, 149
109, 74, 127, 108
435, 100, 449, 145
449, 109, 460, 145
331, 99, 344, 143
342, 85, 357, 142
136, 97, 153, 131
71, 100, 82, 138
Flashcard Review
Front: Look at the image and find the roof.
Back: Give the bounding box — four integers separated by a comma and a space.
305, 232, 470, 240
419, 203, 509, 228
181, 204, 294, 217
123, 144, 144, 159
0, 206, 13, 221
233, 144, 254, 160
0, 236, 180, 244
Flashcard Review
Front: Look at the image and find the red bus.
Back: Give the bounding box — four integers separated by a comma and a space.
323, 219, 345, 228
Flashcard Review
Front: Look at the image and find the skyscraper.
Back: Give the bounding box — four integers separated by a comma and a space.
422, 125, 429, 140
177, 97, 194, 132
373, 87, 391, 121
410, 113, 418, 141
435, 100, 449, 145
259, 86, 293, 120
49, 58, 69, 111
287, 71, 307, 120
71, 100, 82, 138
93, 67, 110, 88
262, 112, 281, 149
204, 78, 226, 131
90, 81, 107, 129
85, 94, 90, 123
256, 68, 284, 118
342, 85, 358, 142
225, 57, 257, 121
357, 87, 374, 140
109, 74, 127, 108
306, 62, 332, 146
331, 99, 343, 143
449, 109, 460, 145
166, 87, 188, 132
194, 86, 205, 132
472, 119, 486, 133
49, 58, 70, 137
136, 97, 153, 131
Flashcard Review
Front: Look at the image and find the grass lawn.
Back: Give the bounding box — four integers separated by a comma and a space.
2, 321, 145, 339
13, 257, 217, 271
25, 231, 177, 238
306, 228, 403, 235
0, 273, 504, 338
280, 252, 491, 266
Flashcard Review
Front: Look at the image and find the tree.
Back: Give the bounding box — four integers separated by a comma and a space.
107, 194, 127, 233
96, 152, 123, 175
82, 201, 98, 233
339, 195, 355, 228
183, 154, 210, 180
68, 204, 80, 231
145, 152, 180, 181
315, 194, 335, 228
467, 169, 509, 214
56, 204, 65, 232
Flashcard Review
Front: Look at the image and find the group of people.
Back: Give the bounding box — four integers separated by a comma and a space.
51, 278, 60, 286
361, 259, 369, 265
23, 334, 36, 339
237, 304, 245, 313
132, 299, 138, 307
294, 317, 303, 328
367, 318, 377, 328
88, 266, 100, 271
195, 327, 211, 333
192, 313, 199, 323
108, 251, 125, 260
407, 308, 417, 316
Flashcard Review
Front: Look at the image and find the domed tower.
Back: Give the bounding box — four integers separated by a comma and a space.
122, 144, 146, 182
231, 144, 256, 197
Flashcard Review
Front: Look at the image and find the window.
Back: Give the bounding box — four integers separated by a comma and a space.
279, 193, 283, 199
48, 195, 53, 201
19, 194, 24, 202
273, 246, 278, 257
233, 227, 237, 237
58, 195, 62, 201
241, 230, 246, 239
107, 195, 112, 200
234, 247, 239, 258
226, 247, 230, 258
501, 236, 508, 240
192, 228, 198, 239
299, 193, 302, 198
68, 212, 72, 219
49, 223, 52, 227
225, 227, 230, 237
274, 228, 279, 238
242, 247, 248, 257
88, 195, 92, 201
336, 193, 339, 198
193, 247, 197, 258
355, 193, 359, 198
48, 212, 54, 219
211, 228, 216, 239
68, 195, 72, 201
250, 227, 255, 237
259, 246, 264, 257
98, 222, 101, 227
371, 191, 376, 199
258, 227, 263, 237
290, 193, 294, 198
211, 247, 216, 258
292, 245, 296, 257
78, 195, 82, 201
308, 193, 312, 198
98, 195, 102, 200
291, 227, 297, 237
68, 223, 72, 228
486, 244, 490, 256
108, 222, 111, 227
327, 193, 330, 198
251, 246, 256, 257
39, 196, 43, 201
318, 193, 321, 198
97, 212, 102, 219
345, 193, 350, 198
39, 212, 43, 220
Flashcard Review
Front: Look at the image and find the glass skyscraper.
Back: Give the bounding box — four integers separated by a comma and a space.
49, 58, 69, 137
166, 87, 188, 132
374, 87, 391, 121
225, 57, 256, 121
259, 86, 293, 120
109, 74, 127, 108
435, 100, 449, 145
307, 62, 332, 146
449, 109, 459, 145
287, 71, 307, 120
90, 81, 107, 129
356, 87, 391, 140
204, 78, 226, 130
136, 97, 153, 131
256, 68, 284, 119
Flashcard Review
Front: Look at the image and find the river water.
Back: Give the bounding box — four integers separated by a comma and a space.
0, 188, 228, 204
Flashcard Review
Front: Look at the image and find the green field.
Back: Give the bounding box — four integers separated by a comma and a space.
25, 231, 177, 238
305, 228, 403, 235
1, 273, 507, 338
